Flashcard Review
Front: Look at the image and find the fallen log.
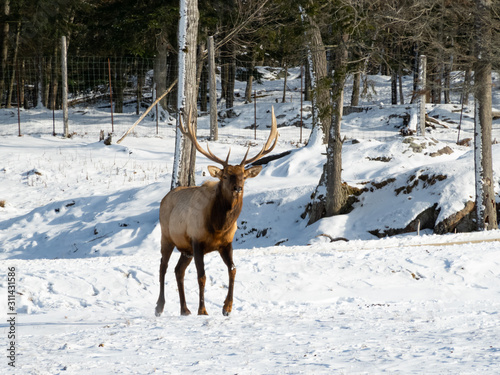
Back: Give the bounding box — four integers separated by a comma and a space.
425, 114, 449, 129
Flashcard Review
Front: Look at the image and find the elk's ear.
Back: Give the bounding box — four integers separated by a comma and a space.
244, 165, 262, 179
207, 165, 223, 179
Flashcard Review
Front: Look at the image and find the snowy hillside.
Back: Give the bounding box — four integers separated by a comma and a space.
1, 67, 500, 374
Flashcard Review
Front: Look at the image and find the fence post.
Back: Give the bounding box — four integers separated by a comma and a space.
155, 85, 159, 134
300, 64, 303, 144
61, 36, 69, 137
417, 55, 426, 136
254, 90, 257, 140
16, 61, 21, 137
107, 58, 114, 133
208, 35, 218, 141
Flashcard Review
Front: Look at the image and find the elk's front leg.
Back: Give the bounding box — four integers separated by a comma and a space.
220, 243, 236, 316
155, 240, 174, 317
193, 241, 208, 315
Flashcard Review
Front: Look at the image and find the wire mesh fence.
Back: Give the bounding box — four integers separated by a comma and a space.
1, 55, 489, 145
0, 56, 315, 143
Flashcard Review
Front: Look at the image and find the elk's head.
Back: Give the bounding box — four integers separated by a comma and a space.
179, 107, 279, 201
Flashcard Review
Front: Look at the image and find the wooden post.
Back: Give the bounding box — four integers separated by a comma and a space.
300, 64, 303, 144
155, 86, 159, 135
108, 58, 114, 133
16, 60, 21, 137
417, 55, 426, 136
208, 35, 218, 141
254, 90, 257, 140
61, 36, 69, 138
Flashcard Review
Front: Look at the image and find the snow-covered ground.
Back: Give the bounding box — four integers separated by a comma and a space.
1, 67, 500, 374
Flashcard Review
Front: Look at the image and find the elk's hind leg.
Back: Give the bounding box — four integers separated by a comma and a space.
220, 244, 236, 316
155, 238, 174, 317
193, 241, 209, 315
175, 252, 193, 316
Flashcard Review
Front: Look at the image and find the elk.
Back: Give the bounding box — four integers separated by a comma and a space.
155, 108, 278, 317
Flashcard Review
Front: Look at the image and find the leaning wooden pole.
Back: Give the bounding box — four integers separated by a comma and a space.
116, 79, 177, 144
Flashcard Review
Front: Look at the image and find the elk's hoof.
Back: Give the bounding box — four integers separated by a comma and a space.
222, 309, 231, 317
155, 307, 163, 317
181, 309, 192, 316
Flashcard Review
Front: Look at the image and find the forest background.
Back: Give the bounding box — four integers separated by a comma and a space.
3, 0, 500, 115
1, 0, 499, 229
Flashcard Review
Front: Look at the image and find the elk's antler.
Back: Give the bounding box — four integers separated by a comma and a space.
240, 106, 279, 166
178, 111, 230, 167
178, 106, 279, 167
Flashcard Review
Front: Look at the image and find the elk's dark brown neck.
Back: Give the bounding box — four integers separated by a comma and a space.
208, 185, 243, 233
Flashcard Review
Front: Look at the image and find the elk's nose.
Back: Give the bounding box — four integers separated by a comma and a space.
234, 186, 242, 193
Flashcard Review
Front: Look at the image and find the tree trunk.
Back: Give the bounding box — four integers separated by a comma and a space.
113, 59, 124, 113
61, 36, 69, 137
136, 58, 145, 116
245, 51, 255, 103
226, 42, 235, 114
304, 57, 311, 102
282, 62, 288, 103
391, 70, 397, 104
411, 43, 419, 104
6, 21, 20, 108
0, 0, 9, 107
195, 40, 206, 109
20, 59, 26, 109
220, 40, 235, 114
306, 13, 331, 144
417, 55, 427, 136
154, 34, 168, 111
35, 57, 44, 109
220, 49, 228, 104
208, 35, 218, 141
49, 42, 60, 110
463, 67, 472, 106
351, 71, 360, 106
172, 0, 199, 189
474, 0, 498, 230
398, 67, 404, 105
443, 53, 452, 104
431, 66, 441, 104
43, 56, 52, 108
166, 53, 178, 109
325, 33, 349, 217
199, 61, 208, 112
305, 34, 349, 224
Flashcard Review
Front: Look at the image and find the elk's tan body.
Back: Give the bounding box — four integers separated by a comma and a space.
160, 179, 238, 252
155, 108, 278, 317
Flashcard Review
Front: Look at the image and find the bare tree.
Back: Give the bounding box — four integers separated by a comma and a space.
304, 0, 366, 225
153, 31, 169, 114
303, 9, 331, 144
325, 33, 349, 217
305, 32, 350, 224
172, 0, 199, 189
474, 0, 497, 230
0, 0, 10, 106
6, 21, 20, 108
